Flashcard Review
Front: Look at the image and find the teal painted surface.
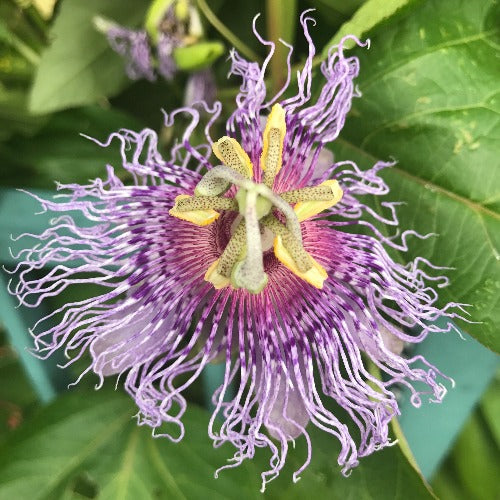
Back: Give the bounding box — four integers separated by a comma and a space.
398, 318, 498, 480
202, 362, 232, 412
0, 188, 87, 266
1, 188, 71, 402
0, 273, 57, 403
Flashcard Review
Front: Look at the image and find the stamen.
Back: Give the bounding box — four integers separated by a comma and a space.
217, 220, 247, 278
204, 260, 230, 289
274, 235, 328, 289
262, 215, 328, 289
262, 216, 311, 272
205, 221, 247, 290
253, 184, 303, 244
261, 104, 286, 188
212, 136, 253, 178
290, 180, 343, 221
169, 194, 220, 226
175, 195, 237, 212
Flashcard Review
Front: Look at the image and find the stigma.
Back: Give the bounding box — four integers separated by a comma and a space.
169, 104, 343, 293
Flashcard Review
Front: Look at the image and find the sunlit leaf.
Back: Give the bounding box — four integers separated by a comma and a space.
331, 0, 500, 352
321, 0, 422, 52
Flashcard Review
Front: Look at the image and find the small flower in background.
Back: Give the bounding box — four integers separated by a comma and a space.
94, 0, 221, 106
95, 0, 201, 81
10, 11, 466, 490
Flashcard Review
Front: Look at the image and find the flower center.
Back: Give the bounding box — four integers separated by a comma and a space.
169, 104, 343, 294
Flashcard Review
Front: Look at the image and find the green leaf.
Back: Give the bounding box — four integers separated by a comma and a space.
0, 105, 145, 188
0, 86, 46, 141
313, 0, 366, 17
331, 0, 500, 352
0, 388, 434, 499
29, 0, 150, 114
481, 370, 500, 449
0, 389, 256, 499
0, 330, 38, 440
321, 0, 423, 53
451, 409, 500, 500
431, 374, 500, 500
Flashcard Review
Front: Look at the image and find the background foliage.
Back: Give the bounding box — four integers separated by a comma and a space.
0, 0, 498, 498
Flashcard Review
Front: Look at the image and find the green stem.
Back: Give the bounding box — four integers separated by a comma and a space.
196, 0, 261, 62
266, 0, 297, 94
5, 31, 40, 65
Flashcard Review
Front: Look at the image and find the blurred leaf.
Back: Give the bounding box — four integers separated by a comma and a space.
0, 3, 47, 140
480, 371, 500, 448
432, 374, 500, 500
322, 0, 422, 52
0, 389, 263, 499
303, 0, 362, 40
331, 0, 500, 352
0, 86, 46, 141
0, 388, 434, 499
0, 18, 40, 66
451, 411, 500, 499
29, 0, 150, 114
0, 330, 38, 440
209, 0, 265, 59
0, 105, 145, 187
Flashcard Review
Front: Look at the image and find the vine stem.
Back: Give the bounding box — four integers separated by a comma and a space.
265, 0, 297, 94
196, 0, 261, 62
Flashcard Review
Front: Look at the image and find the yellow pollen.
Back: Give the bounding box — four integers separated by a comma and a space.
204, 259, 231, 289
274, 235, 328, 289
261, 104, 286, 188
168, 194, 220, 226
293, 180, 343, 221
212, 136, 253, 178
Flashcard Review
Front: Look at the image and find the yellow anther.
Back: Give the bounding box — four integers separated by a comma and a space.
204, 259, 231, 289
169, 194, 220, 226
212, 137, 253, 178
274, 235, 328, 289
293, 180, 343, 221
261, 104, 286, 187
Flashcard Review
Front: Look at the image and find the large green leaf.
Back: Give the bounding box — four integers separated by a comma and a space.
0, 388, 434, 499
321, 0, 423, 52
29, 0, 150, 114
331, 0, 500, 352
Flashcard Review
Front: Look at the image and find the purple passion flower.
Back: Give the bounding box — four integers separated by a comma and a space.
11, 13, 464, 490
